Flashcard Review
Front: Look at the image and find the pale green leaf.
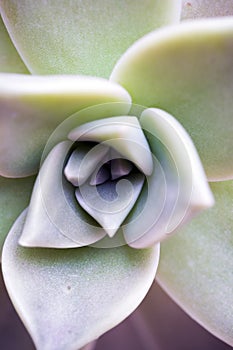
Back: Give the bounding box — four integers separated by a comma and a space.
0, 74, 131, 177
157, 179, 233, 347
2, 209, 160, 350
64, 143, 109, 187
69, 116, 153, 176
0, 175, 35, 254
182, 0, 233, 20
123, 108, 213, 248
111, 18, 233, 181
0, 0, 181, 77
19, 141, 106, 248
0, 15, 29, 73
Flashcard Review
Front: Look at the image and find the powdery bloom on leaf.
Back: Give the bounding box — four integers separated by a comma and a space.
0, 1, 233, 349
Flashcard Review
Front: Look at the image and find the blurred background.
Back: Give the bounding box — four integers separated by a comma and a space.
0, 271, 231, 350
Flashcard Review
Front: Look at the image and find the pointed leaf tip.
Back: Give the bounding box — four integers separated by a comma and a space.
2, 210, 160, 350
76, 174, 145, 237
123, 108, 214, 248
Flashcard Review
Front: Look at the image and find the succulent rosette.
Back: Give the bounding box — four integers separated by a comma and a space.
0, 1, 233, 349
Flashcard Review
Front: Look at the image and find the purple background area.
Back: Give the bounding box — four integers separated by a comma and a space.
0, 270, 231, 350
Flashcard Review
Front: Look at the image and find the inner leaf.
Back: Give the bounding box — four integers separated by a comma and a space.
76, 173, 145, 237
64, 142, 109, 186
68, 116, 153, 176
64, 141, 145, 237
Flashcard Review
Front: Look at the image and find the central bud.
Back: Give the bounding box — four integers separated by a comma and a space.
18, 106, 214, 250
64, 116, 153, 237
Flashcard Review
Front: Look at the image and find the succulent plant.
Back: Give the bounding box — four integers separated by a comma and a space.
0, 1, 233, 349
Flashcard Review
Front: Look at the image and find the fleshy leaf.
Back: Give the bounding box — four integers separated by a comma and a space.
65, 143, 109, 187
2, 210, 160, 350
69, 116, 153, 176
19, 141, 106, 248
111, 159, 133, 180
157, 179, 233, 347
76, 173, 145, 237
111, 18, 233, 181
123, 108, 214, 248
0, 0, 181, 77
90, 164, 110, 186
0, 15, 29, 73
0, 175, 35, 254
0, 74, 131, 177
182, 0, 233, 20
